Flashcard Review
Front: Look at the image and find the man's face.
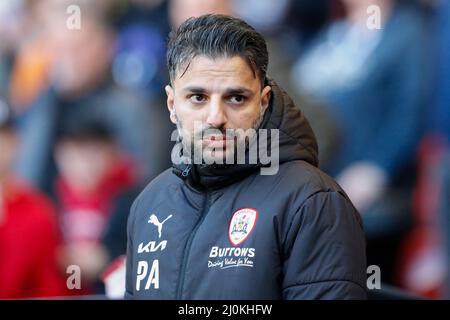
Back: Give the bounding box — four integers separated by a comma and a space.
55, 140, 116, 194
165, 55, 271, 164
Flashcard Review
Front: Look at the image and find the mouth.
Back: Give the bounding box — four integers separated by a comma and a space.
202, 134, 234, 148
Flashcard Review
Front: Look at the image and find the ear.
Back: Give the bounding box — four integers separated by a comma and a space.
261, 85, 272, 114
165, 84, 177, 124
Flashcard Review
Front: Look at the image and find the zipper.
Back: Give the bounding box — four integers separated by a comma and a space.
175, 192, 210, 299
181, 165, 192, 177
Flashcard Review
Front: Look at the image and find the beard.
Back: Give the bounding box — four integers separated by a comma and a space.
175, 106, 266, 165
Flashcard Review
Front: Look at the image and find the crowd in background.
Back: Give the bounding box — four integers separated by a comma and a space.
0, 0, 449, 299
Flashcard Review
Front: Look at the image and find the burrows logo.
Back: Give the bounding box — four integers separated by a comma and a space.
207, 208, 258, 270
228, 208, 258, 246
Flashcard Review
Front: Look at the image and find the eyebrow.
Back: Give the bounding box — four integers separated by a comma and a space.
182, 86, 254, 95
182, 86, 207, 94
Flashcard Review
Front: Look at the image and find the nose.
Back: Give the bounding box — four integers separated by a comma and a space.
206, 97, 227, 128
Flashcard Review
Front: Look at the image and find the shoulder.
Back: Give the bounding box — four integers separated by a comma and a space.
128, 169, 181, 225
135, 169, 181, 202
9, 181, 58, 235
254, 160, 362, 228
264, 160, 348, 202
285, 161, 363, 230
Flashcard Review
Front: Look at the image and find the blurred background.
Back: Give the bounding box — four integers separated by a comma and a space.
0, 0, 449, 299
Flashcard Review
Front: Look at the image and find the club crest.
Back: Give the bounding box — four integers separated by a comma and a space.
228, 208, 258, 246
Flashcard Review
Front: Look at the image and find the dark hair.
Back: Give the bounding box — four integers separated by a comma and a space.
166, 14, 268, 85
58, 121, 114, 144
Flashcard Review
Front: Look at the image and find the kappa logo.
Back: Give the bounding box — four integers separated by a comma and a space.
228, 208, 258, 246
148, 213, 173, 238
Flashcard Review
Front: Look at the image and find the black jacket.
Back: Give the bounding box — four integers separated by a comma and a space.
125, 80, 367, 299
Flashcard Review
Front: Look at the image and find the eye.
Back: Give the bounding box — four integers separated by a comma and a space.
228, 95, 247, 105
188, 94, 207, 104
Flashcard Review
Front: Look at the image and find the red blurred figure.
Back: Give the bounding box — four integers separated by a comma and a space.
0, 102, 66, 299
396, 136, 449, 299
54, 121, 136, 294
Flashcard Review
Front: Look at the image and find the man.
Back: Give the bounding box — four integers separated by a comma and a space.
125, 14, 366, 299
54, 121, 137, 294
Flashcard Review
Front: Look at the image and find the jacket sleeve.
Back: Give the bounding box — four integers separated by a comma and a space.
282, 191, 367, 299
124, 197, 139, 299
